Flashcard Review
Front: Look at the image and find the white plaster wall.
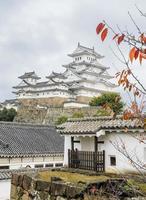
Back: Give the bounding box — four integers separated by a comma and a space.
64, 135, 71, 166
64, 132, 146, 173
64, 102, 89, 108
76, 89, 100, 97
0, 156, 64, 170
99, 132, 146, 173
0, 180, 11, 200
80, 136, 94, 151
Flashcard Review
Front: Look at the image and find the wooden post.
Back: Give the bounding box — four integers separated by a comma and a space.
103, 150, 105, 172
68, 149, 71, 168
71, 136, 74, 151
94, 136, 98, 171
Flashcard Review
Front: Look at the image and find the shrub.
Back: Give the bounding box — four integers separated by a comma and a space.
56, 115, 68, 125
89, 92, 124, 115
72, 112, 84, 118
94, 108, 111, 116
0, 108, 17, 121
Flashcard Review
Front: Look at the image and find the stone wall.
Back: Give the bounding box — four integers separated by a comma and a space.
19, 97, 68, 107
15, 105, 99, 124
19, 96, 93, 107
10, 169, 144, 200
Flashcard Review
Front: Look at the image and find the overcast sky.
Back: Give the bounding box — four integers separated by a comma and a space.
0, 0, 146, 102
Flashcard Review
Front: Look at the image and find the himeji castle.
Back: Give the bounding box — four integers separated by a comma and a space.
13, 43, 116, 107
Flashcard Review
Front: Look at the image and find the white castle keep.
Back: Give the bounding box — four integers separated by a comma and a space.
13, 43, 116, 107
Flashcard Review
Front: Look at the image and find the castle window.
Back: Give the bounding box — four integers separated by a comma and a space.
55, 163, 63, 167
35, 164, 44, 168
110, 156, 116, 166
45, 163, 53, 168
0, 166, 9, 169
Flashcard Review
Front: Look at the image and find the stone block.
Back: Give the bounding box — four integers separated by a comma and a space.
35, 180, 50, 191
22, 175, 32, 190
18, 174, 24, 187
11, 173, 20, 186
10, 184, 17, 199
39, 191, 49, 200
50, 181, 66, 196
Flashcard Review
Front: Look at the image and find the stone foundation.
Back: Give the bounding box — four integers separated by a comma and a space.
19, 97, 68, 107
10, 169, 144, 200
15, 106, 99, 124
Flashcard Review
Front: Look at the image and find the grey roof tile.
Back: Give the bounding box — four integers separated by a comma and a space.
58, 116, 144, 134
0, 122, 64, 157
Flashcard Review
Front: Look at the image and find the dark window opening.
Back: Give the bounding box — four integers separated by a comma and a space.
110, 156, 116, 166
34, 164, 44, 168
0, 166, 9, 169
45, 163, 53, 168
55, 163, 63, 167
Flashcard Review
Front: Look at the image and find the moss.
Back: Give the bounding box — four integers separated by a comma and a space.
72, 112, 84, 118
93, 108, 111, 116
128, 179, 146, 194
56, 115, 68, 125
37, 171, 109, 185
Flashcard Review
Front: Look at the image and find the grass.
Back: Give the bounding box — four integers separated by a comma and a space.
36, 170, 146, 195
37, 171, 109, 185
128, 179, 146, 195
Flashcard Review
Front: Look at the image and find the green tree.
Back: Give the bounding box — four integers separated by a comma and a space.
89, 92, 124, 115
0, 108, 17, 121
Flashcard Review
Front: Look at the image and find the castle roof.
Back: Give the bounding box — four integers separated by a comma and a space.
18, 71, 41, 80
62, 61, 109, 70
0, 122, 64, 158
68, 43, 104, 59
46, 71, 67, 79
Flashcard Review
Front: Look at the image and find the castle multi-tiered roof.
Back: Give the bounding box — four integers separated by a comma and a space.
13, 43, 116, 107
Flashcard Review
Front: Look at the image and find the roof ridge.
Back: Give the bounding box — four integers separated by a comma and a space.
67, 115, 123, 122
0, 121, 54, 128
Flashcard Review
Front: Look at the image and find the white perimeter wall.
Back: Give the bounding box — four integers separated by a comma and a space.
0, 155, 64, 169
100, 132, 146, 173
0, 180, 11, 200
64, 132, 146, 173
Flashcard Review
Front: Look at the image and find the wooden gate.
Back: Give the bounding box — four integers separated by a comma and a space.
68, 149, 105, 172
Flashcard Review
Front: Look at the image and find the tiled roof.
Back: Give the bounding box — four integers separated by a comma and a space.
68, 43, 104, 59
0, 168, 50, 180
58, 116, 144, 135
18, 71, 41, 80
0, 122, 64, 157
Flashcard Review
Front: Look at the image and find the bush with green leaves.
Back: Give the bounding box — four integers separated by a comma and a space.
94, 108, 111, 117
89, 92, 124, 115
56, 115, 68, 125
0, 108, 17, 121
72, 112, 84, 118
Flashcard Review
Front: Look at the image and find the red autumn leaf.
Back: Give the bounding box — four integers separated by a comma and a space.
96, 23, 105, 35
112, 34, 119, 40
129, 47, 136, 63
139, 52, 143, 65
134, 49, 139, 60
101, 28, 108, 41
117, 34, 125, 44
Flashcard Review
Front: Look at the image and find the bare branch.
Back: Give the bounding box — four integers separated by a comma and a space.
128, 11, 142, 34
